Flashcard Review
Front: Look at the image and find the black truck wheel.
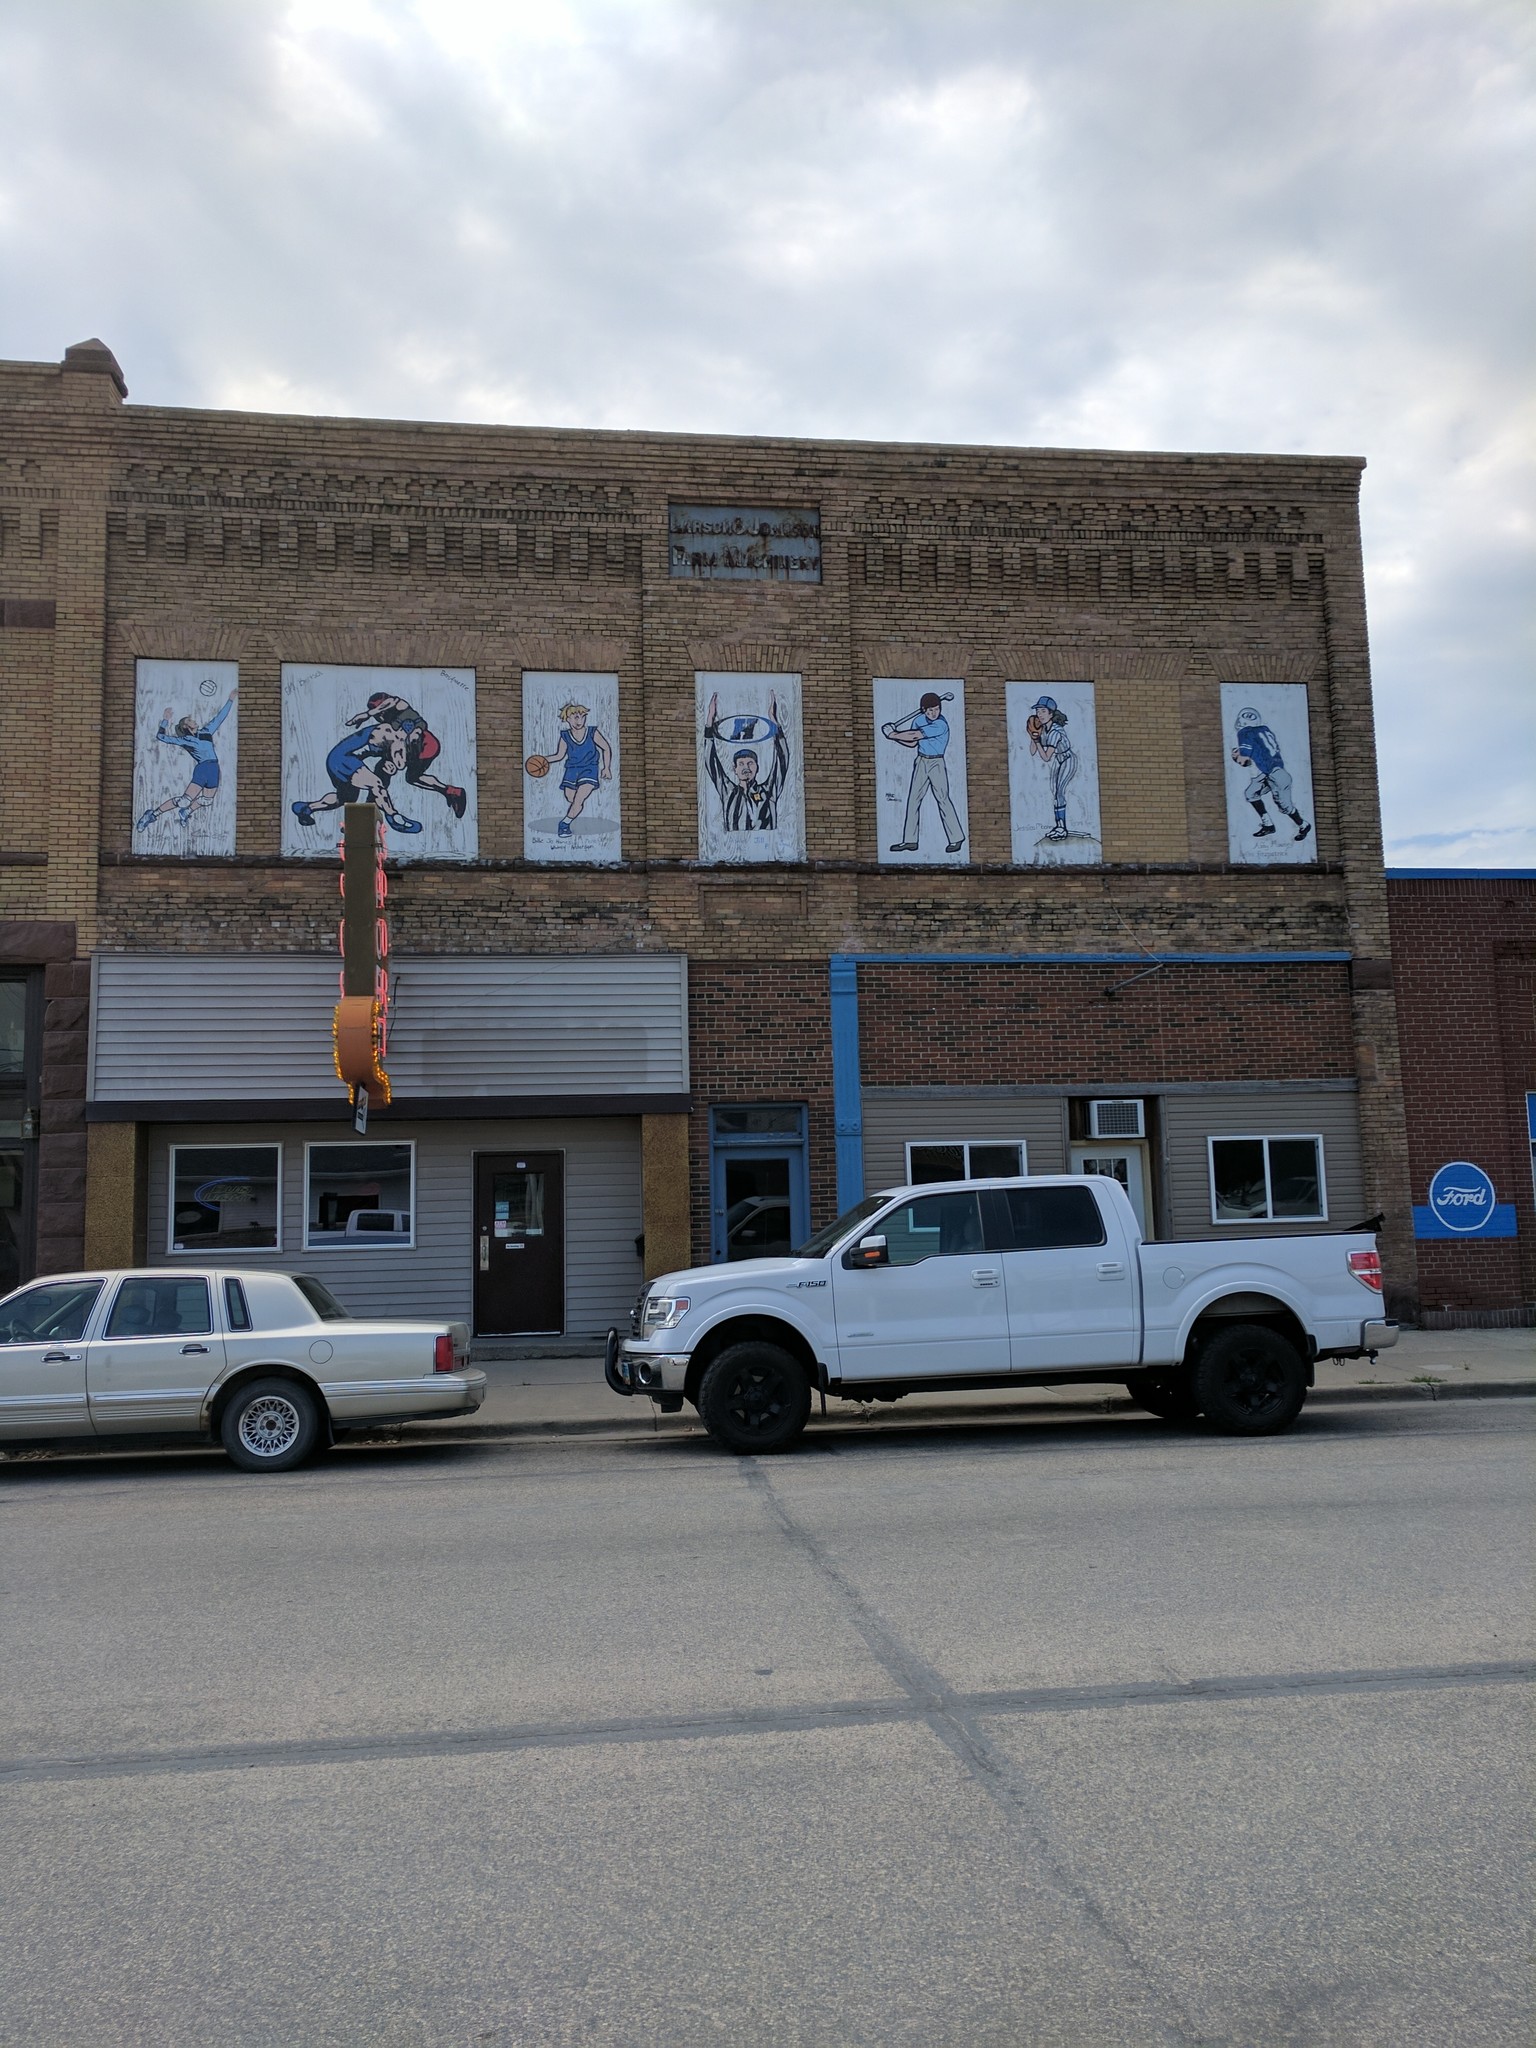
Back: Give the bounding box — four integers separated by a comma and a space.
1192, 1324, 1307, 1436
697, 1342, 811, 1454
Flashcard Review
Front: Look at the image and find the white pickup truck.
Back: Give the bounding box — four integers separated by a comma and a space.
606, 1175, 1397, 1452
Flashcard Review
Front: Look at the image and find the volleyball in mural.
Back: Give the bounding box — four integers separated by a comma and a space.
132, 659, 240, 857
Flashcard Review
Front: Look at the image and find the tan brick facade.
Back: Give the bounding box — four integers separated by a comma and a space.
0, 339, 1420, 1314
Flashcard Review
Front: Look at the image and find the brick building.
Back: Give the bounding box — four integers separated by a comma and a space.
1387, 871, 1536, 1324
0, 336, 1422, 1329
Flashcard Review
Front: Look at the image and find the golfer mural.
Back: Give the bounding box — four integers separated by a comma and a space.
875, 678, 969, 865
522, 671, 622, 862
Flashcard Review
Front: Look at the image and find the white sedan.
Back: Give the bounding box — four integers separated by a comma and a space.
0, 1267, 485, 1472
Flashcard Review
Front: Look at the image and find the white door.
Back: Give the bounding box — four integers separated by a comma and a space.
1071, 1144, 1151, 1237
87, 1274, 225, 1433
832, 1188, 1011, 1382
0, 1277, 105, 1437
997, 1181, 1139, 1372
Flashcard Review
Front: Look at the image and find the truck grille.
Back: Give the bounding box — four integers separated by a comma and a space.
629, 1286, 648, 1338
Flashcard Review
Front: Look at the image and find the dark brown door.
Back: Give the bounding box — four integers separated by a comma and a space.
474, 1152, 564, 1336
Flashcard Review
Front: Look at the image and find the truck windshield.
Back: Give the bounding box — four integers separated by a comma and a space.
794, 1194, 888, 1260
293, 1275, 352, 1322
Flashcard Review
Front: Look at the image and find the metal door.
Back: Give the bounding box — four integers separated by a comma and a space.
831, 1188, 1010, 1382
475, 1152, 565, 1335
87, 1273, 226, 1432
0, 1276, 104, 1437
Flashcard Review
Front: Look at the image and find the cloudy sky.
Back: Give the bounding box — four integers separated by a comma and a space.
3, 0, 1530, 865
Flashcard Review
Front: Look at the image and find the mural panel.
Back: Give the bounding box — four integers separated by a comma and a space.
1220, 682, 1316, 865
696, 672, 805, 864
1006, 681, 1102, 865
522, 672, 622, 863
281, 665, 477, 862
133, 660, 239, 856
874, 678, 969, 866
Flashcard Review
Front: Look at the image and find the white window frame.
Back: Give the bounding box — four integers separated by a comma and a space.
904, 1138, 1029, 1184
1206, 1133, 1327, 1225
167, 1142, 284, 1256
303, 1139, 417, 1251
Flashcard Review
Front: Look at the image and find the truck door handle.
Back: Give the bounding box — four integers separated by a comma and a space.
181, 1343, 209, 1354
1096, 1262, 1126, 1279
971, 1268, 1001, 1287
43, 1350, 81, 1363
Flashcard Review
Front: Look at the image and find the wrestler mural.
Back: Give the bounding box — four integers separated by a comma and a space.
522, 671, 621, 863
132, 659, 240, 856
696, 671, 805, 864
874, 677, 969, 866
1219, 682, 1316, 866
1006, 681, 1102, 865
281, 664, 477, 861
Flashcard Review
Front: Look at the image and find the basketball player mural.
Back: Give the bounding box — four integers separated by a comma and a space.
291, 691, 467, 837
136, 686, 237, 835
702, 689, 791, 833
525, 701, 613, 838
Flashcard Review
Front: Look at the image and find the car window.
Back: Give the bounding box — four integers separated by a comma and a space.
1001, 1186, 1107, 1251
105, 1276, 213, 1339
224, 1278, 252, 1332
879, 1191, 985, 1266
292, 1275, 352, 1321
0, 1279, 104, 1344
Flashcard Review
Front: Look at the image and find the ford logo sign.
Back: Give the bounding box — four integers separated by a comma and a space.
1427, 1160, 1498, 1234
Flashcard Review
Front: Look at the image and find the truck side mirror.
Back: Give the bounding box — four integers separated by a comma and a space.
845, 1235, 889, 1269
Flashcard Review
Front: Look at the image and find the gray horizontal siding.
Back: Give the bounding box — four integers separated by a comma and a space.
146, 1118, 644, 1333
93, 953, 688, 1101
1161, 1090, 1364, 1239
861, 1088, 1067, 1190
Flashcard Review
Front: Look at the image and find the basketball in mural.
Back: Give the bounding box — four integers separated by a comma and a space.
524, 754, 550, 778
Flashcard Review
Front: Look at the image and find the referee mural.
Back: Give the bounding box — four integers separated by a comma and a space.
1220, 682, 1316, 865
522, 671, 621, 862
281, 664, 478, 863
1005, 680, 1102, 865
696, 671, 805, 863
132, 658, 240, 857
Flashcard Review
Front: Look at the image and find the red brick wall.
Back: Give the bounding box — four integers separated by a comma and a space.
1388, 877, 1536, 1312
857, 961, 1356, 1086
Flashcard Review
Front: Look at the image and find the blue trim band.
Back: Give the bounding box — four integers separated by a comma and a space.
829, 957, 864, 1210
839, 950, 1351, 966
1413, 1204, 1518, 1241
1528, 1093, 1536, 1144
1386, 869, 1536, 881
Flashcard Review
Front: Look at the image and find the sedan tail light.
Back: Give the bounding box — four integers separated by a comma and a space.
433, 1334, 456, 1372
1348, 1250, 1383, 1293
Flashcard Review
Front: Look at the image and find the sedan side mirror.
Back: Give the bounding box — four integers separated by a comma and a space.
845, 1235, 889, 1269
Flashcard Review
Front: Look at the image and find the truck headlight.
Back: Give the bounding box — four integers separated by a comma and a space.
641, 1295, 692, 1332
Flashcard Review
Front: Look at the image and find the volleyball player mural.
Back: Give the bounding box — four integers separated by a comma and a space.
1218, 682, 1316, 866
1005, 681, 1103, 865
132, 659, 240, 855
523, 671, 622, 862
281, 664, 478, 862
695, 672, 806, 863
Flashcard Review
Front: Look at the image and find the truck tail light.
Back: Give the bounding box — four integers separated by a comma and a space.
1348, 1250, 1383, 1293
433, 1334, 455, 1372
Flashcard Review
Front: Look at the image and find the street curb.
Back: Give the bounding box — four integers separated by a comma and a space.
389, 1378, 1536, 1446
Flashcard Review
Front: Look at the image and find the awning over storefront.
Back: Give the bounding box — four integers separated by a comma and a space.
88, 952, 690, 1119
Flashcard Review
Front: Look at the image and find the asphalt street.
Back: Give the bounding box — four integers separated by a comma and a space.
1, 1400, 1531, 2047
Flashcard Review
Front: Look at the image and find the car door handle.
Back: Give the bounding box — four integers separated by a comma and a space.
1096, 1262, 1126, 1279
43, 1350, 82, 1363
180, 1343, 209, 1354
971, 1268, 1001, 1287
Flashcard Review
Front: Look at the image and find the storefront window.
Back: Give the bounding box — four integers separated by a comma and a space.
0, 982, 26, 1084
907, 1140, 1026, 1184
170, 1146, 281, 1252
1209, 1136, 1325, 1223
305, 1143, 414, 1248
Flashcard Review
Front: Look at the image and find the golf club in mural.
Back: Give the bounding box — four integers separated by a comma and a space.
882, 690, 964, 853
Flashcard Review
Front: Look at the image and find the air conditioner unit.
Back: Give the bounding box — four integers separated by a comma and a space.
1088, 1098, 1145, 1140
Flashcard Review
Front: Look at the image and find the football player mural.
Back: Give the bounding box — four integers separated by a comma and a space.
1219, 682, 1316, 865
1006, 681, 1102, 864
695, 672, 805, 863
522, 671, 621, 862
281, 664, 478, 862
132, 659, 240, 856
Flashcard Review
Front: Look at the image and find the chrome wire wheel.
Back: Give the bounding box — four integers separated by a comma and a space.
238, 1392, 302, 1459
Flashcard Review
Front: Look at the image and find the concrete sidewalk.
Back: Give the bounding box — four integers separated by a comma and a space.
415, 1327, 1536, 1443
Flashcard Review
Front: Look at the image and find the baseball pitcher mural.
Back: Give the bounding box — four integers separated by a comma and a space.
523, 671, 621, 862
281, 665, 478, 862
132, 659, 240, 856
1006, 681, 1102, 864
695, 672, 805, 863
1219, 682, 1316, 865
875, 677, 969, 865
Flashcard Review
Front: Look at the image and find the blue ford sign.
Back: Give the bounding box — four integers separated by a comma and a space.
1413, 1160, 1517, 1240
